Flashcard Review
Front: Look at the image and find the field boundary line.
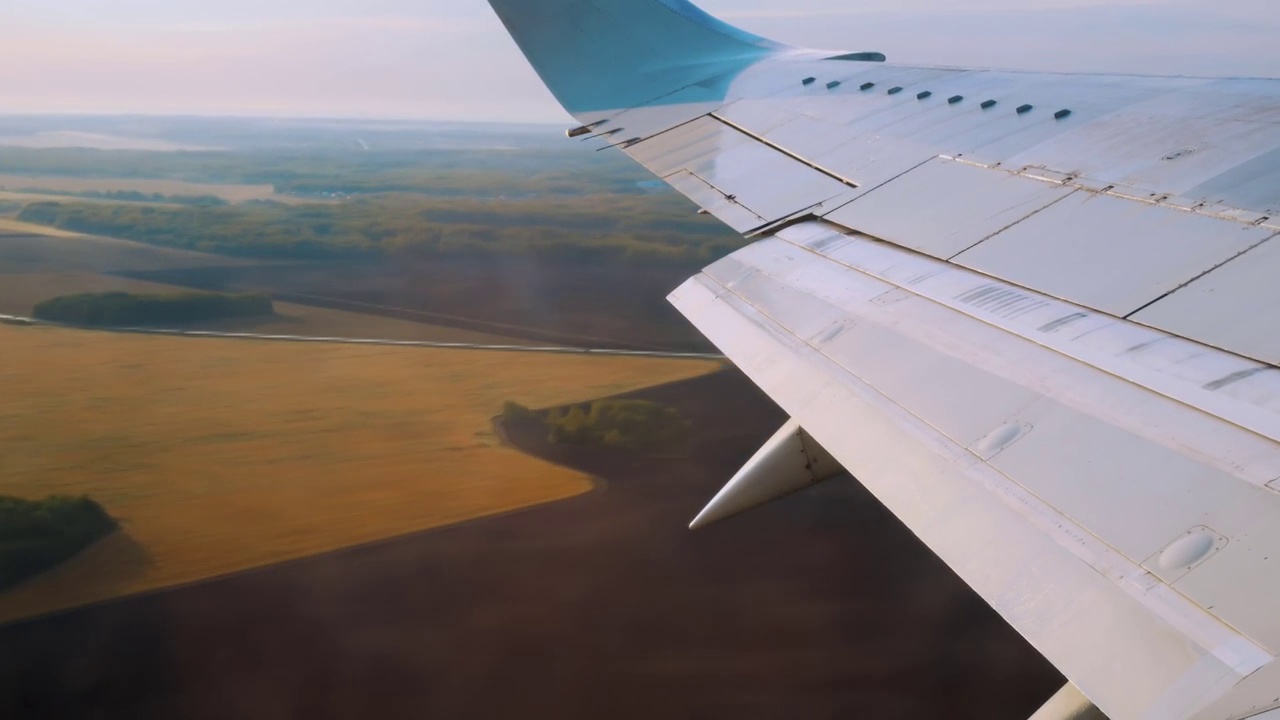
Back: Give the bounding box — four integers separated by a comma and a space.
0, 314, 726, 360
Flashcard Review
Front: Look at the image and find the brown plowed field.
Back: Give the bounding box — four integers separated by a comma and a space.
0, 232, 528, 344
121, 255, 715, 352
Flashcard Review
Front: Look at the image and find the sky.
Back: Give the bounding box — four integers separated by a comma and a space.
1, 0, 1277, 123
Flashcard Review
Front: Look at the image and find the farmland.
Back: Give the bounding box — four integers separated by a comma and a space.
0, 323, 717, 623
0, 116, 1068, 719
0, 116, 739, 350
0, 369, 1067, 720
0, 225, 536, 344
0, 217, 83, 238
0, 173, 283, 204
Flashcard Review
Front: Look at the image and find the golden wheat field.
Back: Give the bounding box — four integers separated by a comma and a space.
0, 324, 718, 623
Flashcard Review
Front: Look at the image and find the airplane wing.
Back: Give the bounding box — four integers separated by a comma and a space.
484, 1, 1280, 718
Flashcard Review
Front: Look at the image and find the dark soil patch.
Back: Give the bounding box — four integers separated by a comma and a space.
0, 370, 1061, 719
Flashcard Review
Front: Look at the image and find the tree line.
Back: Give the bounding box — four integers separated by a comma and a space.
10, 188, 229, 207
33, 291, 275, 327
17, 196, 744, 265
0, 145, 673, 199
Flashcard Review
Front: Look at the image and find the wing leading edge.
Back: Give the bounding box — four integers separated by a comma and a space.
486, 2, 1280, 718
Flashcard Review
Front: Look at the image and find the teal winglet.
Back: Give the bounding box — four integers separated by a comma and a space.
485, 0, 786, 116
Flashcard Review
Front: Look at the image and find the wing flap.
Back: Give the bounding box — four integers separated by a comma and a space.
608, 53, 1280, 364
822, 156, 1077, 259
949, 189, 1275, 318
628, 115, 855, 231
1133, 235, 1280, 366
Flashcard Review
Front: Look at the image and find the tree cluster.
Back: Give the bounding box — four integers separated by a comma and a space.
33, 291, 274, 327
0, 495, 117, 591
507, 399, 692, 454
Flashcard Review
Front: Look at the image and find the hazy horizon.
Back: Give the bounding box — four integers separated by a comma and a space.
3, 0, 1277, 123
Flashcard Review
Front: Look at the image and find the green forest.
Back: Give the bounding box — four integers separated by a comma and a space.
34, 291, 275, 327
504, 399, 692, 454
0, 495, 117, 591
4, 122, 745, 268
0, 144, 666, 199
18, 196, 741, 264
8, 188, 229, 207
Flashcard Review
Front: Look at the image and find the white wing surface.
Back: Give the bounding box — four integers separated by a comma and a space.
485, 1, 1280, 717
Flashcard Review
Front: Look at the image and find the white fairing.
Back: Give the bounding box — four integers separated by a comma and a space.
689, 419, 842, 529
486, 1, 1280, 717
1030, 684, 1107, 720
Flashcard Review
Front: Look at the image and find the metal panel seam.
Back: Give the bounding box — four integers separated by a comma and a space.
623, 111, 711, 145
706, 111, 860, 187
680, 271, 1273, 682
817, 154, 940, 217
1124, 232, 1280, 320
768, 227, 1280, 477
943, 154, 1275, 231
943, 188, 1083, 260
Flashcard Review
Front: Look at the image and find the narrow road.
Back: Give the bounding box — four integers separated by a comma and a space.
0, 314, 725, 360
